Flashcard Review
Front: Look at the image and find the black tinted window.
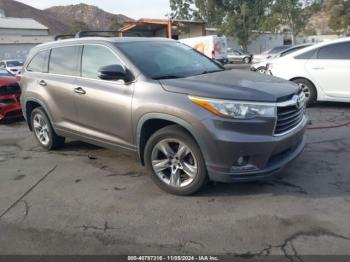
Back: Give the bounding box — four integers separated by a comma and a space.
49, 46, 80, 76
318, 42, 350, 60
27, 50, 50, 72
81, 45, 122, 79
295, 48, 318, 60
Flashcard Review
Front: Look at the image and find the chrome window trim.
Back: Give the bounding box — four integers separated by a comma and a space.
24, 43, 137, 85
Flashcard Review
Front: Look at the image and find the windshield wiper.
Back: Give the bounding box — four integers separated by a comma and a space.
198, 69, 225, 76
153, 75, 184, 80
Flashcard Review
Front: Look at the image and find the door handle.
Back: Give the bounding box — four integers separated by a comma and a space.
74, 87, 86, 95
38, 80, 47, 86
312, 67, 324, 70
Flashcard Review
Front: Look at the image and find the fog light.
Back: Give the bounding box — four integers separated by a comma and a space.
230, 156, 258, 173
236, 156, 249, 166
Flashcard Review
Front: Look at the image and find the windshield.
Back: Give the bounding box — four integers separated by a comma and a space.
116, 41, 224, 79
6, 60, 24, 67
0, 69, 13, 76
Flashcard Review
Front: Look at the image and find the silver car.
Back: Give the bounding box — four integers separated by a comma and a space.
227, 49, 252, 64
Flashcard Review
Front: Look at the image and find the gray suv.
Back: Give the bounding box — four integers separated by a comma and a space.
20, 37, 307, 195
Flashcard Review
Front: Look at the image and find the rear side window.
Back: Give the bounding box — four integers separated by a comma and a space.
27, 50, 50, 72
318, 42, 350, 60
81, 45, 122, 79
295, 49, 318, 60
49, 46, 80, 76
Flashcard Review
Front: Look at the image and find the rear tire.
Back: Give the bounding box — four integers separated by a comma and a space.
144, 125, 208, 196
31, 107, 65, 150
292, 78, 317, 107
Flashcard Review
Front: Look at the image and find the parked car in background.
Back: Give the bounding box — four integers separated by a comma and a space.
227, 48, 253, 64
252, 45, 291, 64
180, 35, 229, 64
0, 72, 22, 121
267, 37, 350, 106
20, 37, 306, 195
0, 59, 24, 75
251, 44, 313, 73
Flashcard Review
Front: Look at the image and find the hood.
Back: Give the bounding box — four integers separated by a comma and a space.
0, 76, 17, 86
160, 69, 299, 103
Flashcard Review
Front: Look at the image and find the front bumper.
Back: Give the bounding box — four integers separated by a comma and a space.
198, 116, 307, 183
0, 103, 23, 120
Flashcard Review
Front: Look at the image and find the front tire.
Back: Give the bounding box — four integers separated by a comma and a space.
144, 125, 208, 196
31, 107, 65, 150
256, 66, 267, 74
243, 57, 251, 64
292, 78, 317, 106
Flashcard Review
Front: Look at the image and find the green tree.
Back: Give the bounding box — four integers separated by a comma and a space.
169, 0, 194, 20
327, 0, 350, 35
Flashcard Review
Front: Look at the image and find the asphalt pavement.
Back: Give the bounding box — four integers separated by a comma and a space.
0, 99, 350, 257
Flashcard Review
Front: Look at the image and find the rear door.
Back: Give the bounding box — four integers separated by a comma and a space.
44, 45, 81, 132
306, 41, 350, 98
74, 44, 135, 149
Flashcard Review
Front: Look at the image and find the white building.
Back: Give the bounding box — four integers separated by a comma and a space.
0, 10, 53, 60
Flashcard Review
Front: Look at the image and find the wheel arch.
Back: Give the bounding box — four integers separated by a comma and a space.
24, 98, 54, 131
136, 113, 207, 166
289, 77, 318, 99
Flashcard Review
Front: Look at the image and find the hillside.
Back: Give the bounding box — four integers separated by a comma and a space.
0, 0, 69, 34
45, 4, 131, 32
0, 0, 132, 35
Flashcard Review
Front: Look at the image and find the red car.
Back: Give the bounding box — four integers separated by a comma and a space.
0, 69, 22, 121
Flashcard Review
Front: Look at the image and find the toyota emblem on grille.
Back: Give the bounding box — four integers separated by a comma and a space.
293, 95, 303, 109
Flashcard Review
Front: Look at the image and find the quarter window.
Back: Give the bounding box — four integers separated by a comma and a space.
81, 45, 122, 79
318, 42, 350, 60
27, 50, 50, 73
49, 46, 80, 76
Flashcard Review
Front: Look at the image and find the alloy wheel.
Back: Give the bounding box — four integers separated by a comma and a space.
298, 83, 311, 102
151, 139, 198, 188
33, 113, 50, 146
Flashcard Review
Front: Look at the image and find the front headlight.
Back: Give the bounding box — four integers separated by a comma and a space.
189, 96, 276, 119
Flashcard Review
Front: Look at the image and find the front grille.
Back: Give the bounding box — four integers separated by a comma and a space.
275, 94, 305, 135
0, 83, 21, 96
5, 110, 22, 117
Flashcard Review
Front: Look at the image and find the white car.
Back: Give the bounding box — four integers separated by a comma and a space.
252, 45, 291, 64
251, 44, 312, 73
267, 37, 350, 105
0, 59, 24, 75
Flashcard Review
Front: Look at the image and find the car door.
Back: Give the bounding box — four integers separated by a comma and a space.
305, 41, 350, 98
74, 44, 135, 149
45, 46, 81, 132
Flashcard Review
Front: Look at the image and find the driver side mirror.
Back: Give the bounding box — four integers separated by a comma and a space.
98, 64, 134, 82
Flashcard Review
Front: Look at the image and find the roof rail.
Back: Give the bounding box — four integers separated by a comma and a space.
75, 31, 119, 38
54, 34, 75, 41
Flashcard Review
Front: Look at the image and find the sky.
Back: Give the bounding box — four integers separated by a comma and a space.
16, 0, 171, 19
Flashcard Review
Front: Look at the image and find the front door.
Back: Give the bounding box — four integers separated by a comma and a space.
306, 41, 350, 98
74, 44, 135, 149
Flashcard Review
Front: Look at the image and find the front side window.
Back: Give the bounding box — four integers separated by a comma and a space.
81, 45, 122, 79
27, 50, 50, 73
49, 46, 80, 76
318, 42, 350, 60
116, 41, 223, 79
